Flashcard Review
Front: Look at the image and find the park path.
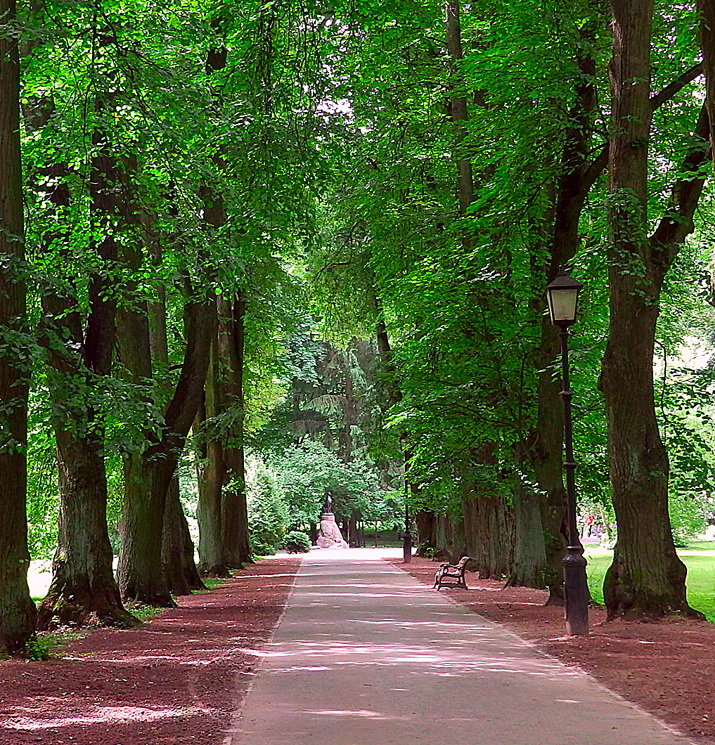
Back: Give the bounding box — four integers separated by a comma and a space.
226, 548, 692, 745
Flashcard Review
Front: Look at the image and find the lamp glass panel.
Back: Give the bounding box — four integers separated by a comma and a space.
548, 288, 579, 323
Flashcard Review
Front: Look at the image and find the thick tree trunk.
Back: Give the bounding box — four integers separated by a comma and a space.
415, 510, 436, 554
459, 444, 514, 579
602, 0, 704, 618
196, 338, 231, 577
118, 294, 216, 603
162, 477, 204, 595
38, 429, 136, 628
43, 119, 126, 620
0, 0, 36, 651
218, 295, 251, 567
698, 0, 715, 160
445, 0, 473, 214
197, 441, 228, 576
507, 486, 547, 588
119, 455, 175, 605
601, 302, 691, 617
462, 492, 513, 580
530, 23, 599, 605
141, 229, 204, 593
433, 513, 465, 563
31, 155, 130, 628
533, 315, 569, 604
221, 443, 251, 566
115, 189, 176, 607
348, 512, 360, 547
20, 7, 133, 629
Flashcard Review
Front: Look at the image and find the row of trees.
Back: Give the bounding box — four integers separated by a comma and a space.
0, 0, 334, 652
4, 0, 715, 654
308, 0, 715, 618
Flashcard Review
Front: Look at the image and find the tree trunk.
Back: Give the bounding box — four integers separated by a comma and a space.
114, 187, 177, 607
119, 453, 175, 605
144, 228, 204, 593
601, 0, 703, 618
196, 337, 230, 577
162, 477, 204, 595
0, 0, 36, 651
415, 510, 436, 555
445, 0, 474, 214
533, 314, 569, 604
462, 490, 513, 580
19, 7, 133, 628
433, 513, 465, 563
38, 158, 131, 627
348, 512, 360, 547
34, 214, 129, 628
507, 487, 547, 588
601, 302, 690, 617
218, 295, 251, 567
38, 429, 136, 628
698, 0, 715, 161
529, 20, 600, 605
118, 293, 216, 604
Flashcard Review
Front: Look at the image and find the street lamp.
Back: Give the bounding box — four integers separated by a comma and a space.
403, 501, 413, 563
546, 269, 589, 636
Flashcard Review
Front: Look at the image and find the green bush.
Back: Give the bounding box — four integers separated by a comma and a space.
284, 530, 312, 553
248, 461, 290, 556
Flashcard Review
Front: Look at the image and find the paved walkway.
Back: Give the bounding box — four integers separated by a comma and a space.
226, 549, 691, 745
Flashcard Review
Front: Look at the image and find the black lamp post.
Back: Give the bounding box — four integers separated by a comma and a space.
546, 269, 589, 636
403, 502, 413, 563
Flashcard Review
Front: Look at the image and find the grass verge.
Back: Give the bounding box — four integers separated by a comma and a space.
586, 542, 715, 622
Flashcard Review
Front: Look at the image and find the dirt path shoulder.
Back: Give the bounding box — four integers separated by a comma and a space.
0, 556, 300, 745
390, 556, 715, 745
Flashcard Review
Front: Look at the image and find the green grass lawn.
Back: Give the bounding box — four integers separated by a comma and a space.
586, 540, 715, 622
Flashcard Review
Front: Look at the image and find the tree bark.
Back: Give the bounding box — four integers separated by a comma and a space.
143, 229, 205, 595
531, 23, 599, 604
462, 493, 513, 579
460, 446, 514, 579
601, 0, 707, 618
113, 168, 175, 607
0, 0, 36, 651
415, 510, 436, 555
32, 85, 132, 628
531, 10, 702, 607
218, 295, 251, 567
445, 0, 474, 214
507, 487, 547, 588
118, 291, 216, 604
698, 0, 715, 161
196, 332, 230, 576
162, 477, 204, 595
38, 427, 135, 628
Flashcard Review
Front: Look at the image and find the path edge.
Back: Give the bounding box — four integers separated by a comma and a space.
221, 555, 304, 745
385, 557, 698, 745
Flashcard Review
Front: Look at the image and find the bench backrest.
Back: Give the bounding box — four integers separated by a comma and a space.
457, 556, 470, 568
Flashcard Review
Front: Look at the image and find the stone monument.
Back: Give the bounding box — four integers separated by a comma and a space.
315, 493, 348, 549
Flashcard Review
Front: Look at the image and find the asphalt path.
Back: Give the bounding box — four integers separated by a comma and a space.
226, 548, 692, 745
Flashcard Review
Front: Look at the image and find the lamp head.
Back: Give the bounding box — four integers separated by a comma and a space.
546, 270, 583, 326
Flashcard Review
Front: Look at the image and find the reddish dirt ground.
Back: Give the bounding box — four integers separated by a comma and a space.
0, 557, 300, 745
390, 556, 715, 744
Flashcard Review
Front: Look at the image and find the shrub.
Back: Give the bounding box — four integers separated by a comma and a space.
248, 462, 289, 556
284, 530, 312, 553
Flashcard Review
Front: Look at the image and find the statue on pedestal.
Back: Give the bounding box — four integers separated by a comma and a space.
315, 492, 347, 549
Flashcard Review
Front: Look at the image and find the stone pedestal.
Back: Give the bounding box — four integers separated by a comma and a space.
315, 513, 348, 549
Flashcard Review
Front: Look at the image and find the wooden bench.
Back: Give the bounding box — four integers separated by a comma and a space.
433, 556, 472, 590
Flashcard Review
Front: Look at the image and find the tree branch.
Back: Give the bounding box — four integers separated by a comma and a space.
650, 104, 711, 274
649, 62, 703, 111
581, 63, 704, 193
